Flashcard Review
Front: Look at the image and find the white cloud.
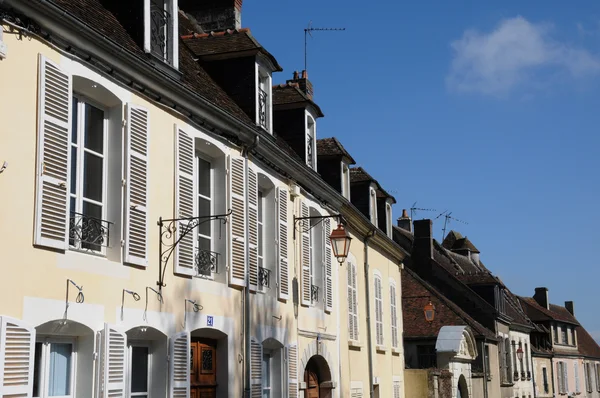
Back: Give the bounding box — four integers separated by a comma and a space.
447, 16, 600, 96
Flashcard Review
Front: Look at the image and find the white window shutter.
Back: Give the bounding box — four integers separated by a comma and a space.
557, 362, 563, 393
323, 218, 333, 312
393, 381, 401, 398
124, 104, 149, 267
250, 338, 262, 396
99, 324, 127, 398
0, 317, 36, 398
576, 362, 581, 393
143, 0, 151, 53
565, 361, 569, 392
300, 202, 311, 306
390, 283, 398, 348
352, 263, 359, 340
247, 167, 258, 291
169, 331, 190, 398
374, 276, 383, 346
277, 187, 289, 300
286, 343, 298, 398
34, 55, 72, 250
174, 127, 196, 276
228, 155, 246, 287
347, 264, 354, 340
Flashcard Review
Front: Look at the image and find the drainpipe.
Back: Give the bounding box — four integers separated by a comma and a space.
531, 352, 537, 398
243, 136, 259, 398
482, 339, 489, 398
550, 359, 556, 398
363, 229, 376, 398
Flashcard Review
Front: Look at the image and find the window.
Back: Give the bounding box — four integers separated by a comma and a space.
554, 324, 559, 344
587, 363, 594, 393
417, 345, 437, 368
145, 0, 178, 66
33, 340, 75, 398
386, 203, 393, 238
485, 345, 491, 379
374, 274, 384, 346
576, 362, 581, 393
390, 282, 398, 349
370, 188, 378, 226
524, 343, 530, 379
257, 190, 266, 288
557, 361, 569, 393
260, 343, 283, 397
196, 155, 213, 277
571, 326, 576, 346
596, 363, 600, 392
542, 367, 549, 393
511, 340, 518, 380
129, 345, 149, 398
306, 116, 316, 169
257, 70, 271, 132
561, 325, 567, 345
341, 162, 350, 200
256, 175, 276, 294
262, 352, 271, 397
347, 261, 359, 341
69, 97, 108, 253
505, 338, 512, 383
308, 208, 325, 306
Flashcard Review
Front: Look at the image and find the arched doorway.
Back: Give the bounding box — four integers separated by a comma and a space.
303, 355, 333, 398
457, 374, 469, 398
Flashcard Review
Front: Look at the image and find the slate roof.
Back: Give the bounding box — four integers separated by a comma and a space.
181, 29, 282, 71
349, 167, 396, 202
402, 268, 496, 340
432, 240, 498, 284
316, 138, 355, 163
392, 225, 413, 253
443, 231, 480, 253
272, 83, 324, 117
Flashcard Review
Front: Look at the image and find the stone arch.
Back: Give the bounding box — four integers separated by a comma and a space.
299, 339, 335, 382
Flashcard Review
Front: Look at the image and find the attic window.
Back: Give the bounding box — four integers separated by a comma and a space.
341, 162, 350, 200
370, 188, 378, 225
144, 0, 178, 68
306, 115, 316, 169
257, 68, 271, 132
386, 203, 392, 238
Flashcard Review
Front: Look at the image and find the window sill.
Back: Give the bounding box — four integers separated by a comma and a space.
391, 347, 401, 355
500, 382, 514, 387
348, 340, 362, 349
376, 345, 386, 353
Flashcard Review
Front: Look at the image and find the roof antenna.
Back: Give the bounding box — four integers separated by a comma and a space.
442, 212, 469, 241
304, 21, 346, 75
410, 201, 437, 220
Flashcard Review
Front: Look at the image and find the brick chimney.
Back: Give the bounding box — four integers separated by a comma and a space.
533, 287, 549, 310
413, 219, 433, 260
286, 70, 314, 99
180, 0, 242, 32
397, 209, 412, 233
565, 301, 575, 316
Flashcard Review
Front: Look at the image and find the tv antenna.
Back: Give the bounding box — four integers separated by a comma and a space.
410, 201, 437, 220
304, 21, 346, 74
442, 212, 469, 241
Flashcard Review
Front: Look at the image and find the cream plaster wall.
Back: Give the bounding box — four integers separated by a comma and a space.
532, 356, 553, 398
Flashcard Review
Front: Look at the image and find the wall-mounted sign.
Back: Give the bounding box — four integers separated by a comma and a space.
207, 315, 214, 327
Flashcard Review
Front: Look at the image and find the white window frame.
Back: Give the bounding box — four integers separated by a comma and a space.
374, 272, 384, 347
386, 202, 393, 238
305, 113, 316, 170
341, 162, 350, 200
262, 350, 271, 397
196, 152, 215, 279
144, 0, 178, 68
33, 337, 77, 398
128, 341, 152, 398
0, 28, 7, 59
69, 95, 108, 255
256, 64, 272, 133
369, 187, 378, 226
309, 219, 316, 305
257, 189, 266, 292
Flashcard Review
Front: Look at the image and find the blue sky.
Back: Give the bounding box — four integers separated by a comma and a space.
244, 1, 600, 340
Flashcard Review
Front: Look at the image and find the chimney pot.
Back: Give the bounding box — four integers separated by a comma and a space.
533, 287, 550, 310
397, 209, 412, 232
565, 301, 575, 316
302, 70, 307, 79
293, 71, 299, 80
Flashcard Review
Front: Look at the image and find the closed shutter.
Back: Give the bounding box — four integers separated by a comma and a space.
228, 156, 246, 287
323, 218, 333, 312
347, 263, 355, 340
124, 104, 149, 267
286, 343, 298, 398
300, 202, 311, 306
351, 388, 363, 398
576, 362, 581, 393
174, 127, 196, 276
390, 283, 398, 348
557, 362, 563, 393
352, 263, 359, 340
34, 55, 72, 250
99, 324, 127, 398
0, 317, 36, 398
374, 276, 383, 345
277, 187, 289, 300
250, 338, 262, 397
393, 381, 401, 398
565, 361, 569, 392
596, 364, 600, 392
169, 332, 190, 398
247, 167, 258, 291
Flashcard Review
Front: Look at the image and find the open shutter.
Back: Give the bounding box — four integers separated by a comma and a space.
34, 55, 72, 250
565, 362, 569, 392
347, 263, 355, 340
250, 338, 262, 397
99, 324, 127, 398
323, 218, 333, 312
576, 362, 581, 393
169, 331, 190, 398
228, 156, 246, 287
124, 104, 149, 267
300, 202, 311, 306
277, 187, 289, 300
247, 167, 258, 291
352, 263, 359, 340
286, 343, 298, 398
390, 283, 398, 348
174, 127, 196, 276
0, 317, 35, 398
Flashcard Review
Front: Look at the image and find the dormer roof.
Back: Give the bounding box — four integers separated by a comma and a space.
272, 83, 324, 117
349, 167, 396, 203
316, 137, 355, 164
181, 28, 282, 71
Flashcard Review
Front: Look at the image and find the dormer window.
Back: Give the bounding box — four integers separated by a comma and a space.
386, 202, 393, 238
256, 66, 272, 132
341, 162, 350, 200
306, 114, 316, 169
144, 0, 178, 67
370, 188, 378, 225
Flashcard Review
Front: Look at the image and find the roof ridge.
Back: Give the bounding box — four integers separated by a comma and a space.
181, 28, 251, 40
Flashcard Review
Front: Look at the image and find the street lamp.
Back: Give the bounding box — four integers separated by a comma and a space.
516, 345, 524, 361
329, 223, 352, 264
424, 300, 435, 322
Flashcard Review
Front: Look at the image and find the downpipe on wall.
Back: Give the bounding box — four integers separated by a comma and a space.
363, 229, 376, 398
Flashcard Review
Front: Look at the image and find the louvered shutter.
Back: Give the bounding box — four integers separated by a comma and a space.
34, 55, 72, 250
286, 343, 298, 398
247, 168, 258, 291
277, 187, 289, 300
300, 202, 311, 306
250, 338, 262, 397
347, 263, 355, 340
323, 218, 333, 312
557, 362, 563, 393
393, 381, 401, 398
375, 276, 383, 345
565, 361, 569, 392
169, 332, 190, 398
124, 105, 149, 267
228, 156, 246, 287
390, 283, 398, 348
352, 263, 359, 340
174, 127, 196, 276
576, 362, 581, 393
99, 324, 127, 398
0, 317, 35, 398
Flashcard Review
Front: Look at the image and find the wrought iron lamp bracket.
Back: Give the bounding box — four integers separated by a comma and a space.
157, 210, 232, 290
293, 214, 343, 240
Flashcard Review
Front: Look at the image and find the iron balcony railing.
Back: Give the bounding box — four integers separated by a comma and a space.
306, 135, 314, 166
311, 285, 319, 303
258, 266, 271, 288
69, 212, 112, 251
258, 88, 268, 129
195, 249, 219, 277
150, 2, 170, 60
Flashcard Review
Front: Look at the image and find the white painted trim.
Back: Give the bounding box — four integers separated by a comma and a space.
115, 308, 176, 337
23, 297, 105, 332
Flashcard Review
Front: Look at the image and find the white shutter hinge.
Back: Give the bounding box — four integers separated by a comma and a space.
122, 178, 127, 187
122, 119, 127, 127
167, 354, 170, 362
120, 240, 125, 248
93, 351, 98, 361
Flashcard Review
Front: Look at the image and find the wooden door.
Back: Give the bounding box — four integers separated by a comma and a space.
191, 339, 217, 398
304, 368, 320, 398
